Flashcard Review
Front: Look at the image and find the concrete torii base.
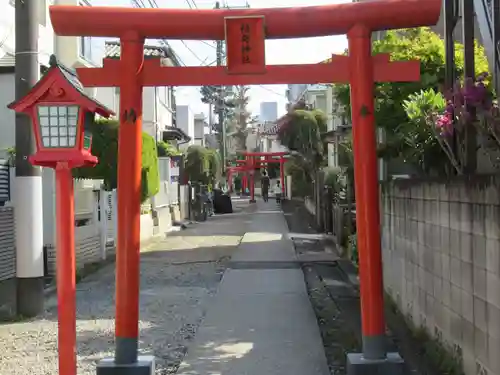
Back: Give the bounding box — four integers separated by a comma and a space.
346, 352, 404, 375
96, 356, 155, 375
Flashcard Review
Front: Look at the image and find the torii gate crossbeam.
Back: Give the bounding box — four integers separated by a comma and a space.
48, 1, 441, 374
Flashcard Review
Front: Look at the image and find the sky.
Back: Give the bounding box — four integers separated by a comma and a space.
91, 0, 350, 120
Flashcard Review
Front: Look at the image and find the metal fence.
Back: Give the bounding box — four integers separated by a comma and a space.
0, 160, 10, 206
0, 207, 15, 281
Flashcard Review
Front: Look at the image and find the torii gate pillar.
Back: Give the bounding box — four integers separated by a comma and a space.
49, 1, 441, 375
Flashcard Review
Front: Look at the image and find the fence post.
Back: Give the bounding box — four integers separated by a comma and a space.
99, 187, 108, 260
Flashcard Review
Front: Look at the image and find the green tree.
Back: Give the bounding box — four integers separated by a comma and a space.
332, 27, 489, 169
278, 108, 327, 194
73, 118, 159, 202
157, 141, 181, 157
183, 145, 221, 185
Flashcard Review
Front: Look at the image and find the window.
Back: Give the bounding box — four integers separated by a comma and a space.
79, 36, 93, 62
78, 1, 93, 62
38, 105, 79, 148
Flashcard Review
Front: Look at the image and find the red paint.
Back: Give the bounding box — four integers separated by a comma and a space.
55, 162, 77, 375
48, 0, 442, 358
279, 156, 285, 195
8, 59, 114, 375
7, 61, 113, 169
114, 32, 144, 341
348, 25, 385, 336
76, 58, 420, 87
225, 16, 266, 74
49, 0, 441, 39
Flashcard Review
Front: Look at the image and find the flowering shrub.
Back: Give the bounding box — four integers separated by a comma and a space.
403, 74, 500, 174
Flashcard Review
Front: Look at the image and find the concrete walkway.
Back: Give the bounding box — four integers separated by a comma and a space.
177, 200, 330, 375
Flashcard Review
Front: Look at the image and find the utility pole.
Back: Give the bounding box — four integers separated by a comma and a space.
14, 0, 45, 316
215, 1, 226, 170
208, 103, 213, 134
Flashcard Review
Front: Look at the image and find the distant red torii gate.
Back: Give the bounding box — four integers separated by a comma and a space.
228, 151, 288, 201
49, 1, 441, 373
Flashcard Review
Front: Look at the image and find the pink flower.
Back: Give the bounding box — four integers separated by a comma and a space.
435, 114, 454, 136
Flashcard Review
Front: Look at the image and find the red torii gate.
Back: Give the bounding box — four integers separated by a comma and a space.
228, 151, 288, 201
49, 1, 441, 374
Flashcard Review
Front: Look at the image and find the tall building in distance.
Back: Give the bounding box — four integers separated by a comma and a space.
259, 101, 278, 123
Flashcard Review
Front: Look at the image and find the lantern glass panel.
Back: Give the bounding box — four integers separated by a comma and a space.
37, 105, 80, 148
83, 111, 95, 150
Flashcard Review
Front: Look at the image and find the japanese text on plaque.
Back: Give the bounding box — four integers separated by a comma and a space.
240, 23, 251, 64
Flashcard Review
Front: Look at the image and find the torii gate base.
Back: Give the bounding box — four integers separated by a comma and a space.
49, 1, 440, 375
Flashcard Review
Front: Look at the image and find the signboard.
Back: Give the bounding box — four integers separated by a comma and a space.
225, 16, 266, 75
170, 156, 181, 180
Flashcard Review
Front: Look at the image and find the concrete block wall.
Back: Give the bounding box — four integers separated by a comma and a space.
381, 176, 500, 375
47, 224, 102, 276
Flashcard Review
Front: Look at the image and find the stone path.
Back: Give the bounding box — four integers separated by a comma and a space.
0, 201, 250, 375
177, 200, 330, 375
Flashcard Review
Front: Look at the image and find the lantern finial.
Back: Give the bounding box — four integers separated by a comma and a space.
49, 54, 58, 68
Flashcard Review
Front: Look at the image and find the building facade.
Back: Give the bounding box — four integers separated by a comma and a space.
95, 41, 178, 143
193, 113, 206, 147
176, 105, 195, 149
259, 101, 278, 123
0, 0, 55, 159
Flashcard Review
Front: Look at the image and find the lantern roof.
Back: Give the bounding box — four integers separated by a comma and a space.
7, 55, 114, 118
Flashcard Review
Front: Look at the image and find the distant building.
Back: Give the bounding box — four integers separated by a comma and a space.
193, 113, 206, 147
259, 101, 278, 123
176, 105, 194, 149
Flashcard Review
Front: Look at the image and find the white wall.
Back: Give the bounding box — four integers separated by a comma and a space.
0, 0, 54, 66
176, 105, 194, 147
53, 0, 104, 68
194, 117, 205, 141
0, 74, 15, 159
93, 86, 176, 142
259, 101, 278, 122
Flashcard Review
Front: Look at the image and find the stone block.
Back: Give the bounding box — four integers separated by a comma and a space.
449, 310, 463, 342
439, 201, 450, 227
450, 257, 461, 287
442, 280, 451, 307
460, 203, 472, 232
474, 331, 487, 364
461, 317, 474, 352
486, 238, 500, 276
485, 205, 500, 239
440, 226, 451, 254
451, 283, 462, 314
473, 296, 487, 333
488, 335, 500, 373
460, 289, 473, 323
346, 352, 404, 375
473, 234, 487, 270
96, 356, 155, 375
433, 252, 442, 276
473, 267, 487, 300
449, 202, 460, 230
487, 302, 500, 339
460, 232, 473, 263
486, 271, 500, 309
450, 229, 461, 258
461, 261, 473, 293
442, 254, 451, 282
433, 276, 443, 300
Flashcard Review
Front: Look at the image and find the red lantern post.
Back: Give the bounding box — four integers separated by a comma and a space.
8, 56, 114, 375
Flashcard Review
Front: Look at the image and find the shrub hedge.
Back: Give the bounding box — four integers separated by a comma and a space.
73, 118, 159, 203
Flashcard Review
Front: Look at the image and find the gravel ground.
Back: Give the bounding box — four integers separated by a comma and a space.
0, 202, 250, 375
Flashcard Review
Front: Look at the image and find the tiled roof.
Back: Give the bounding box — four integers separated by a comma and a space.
48, 55, 114, 116
104, 41, 181, 66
